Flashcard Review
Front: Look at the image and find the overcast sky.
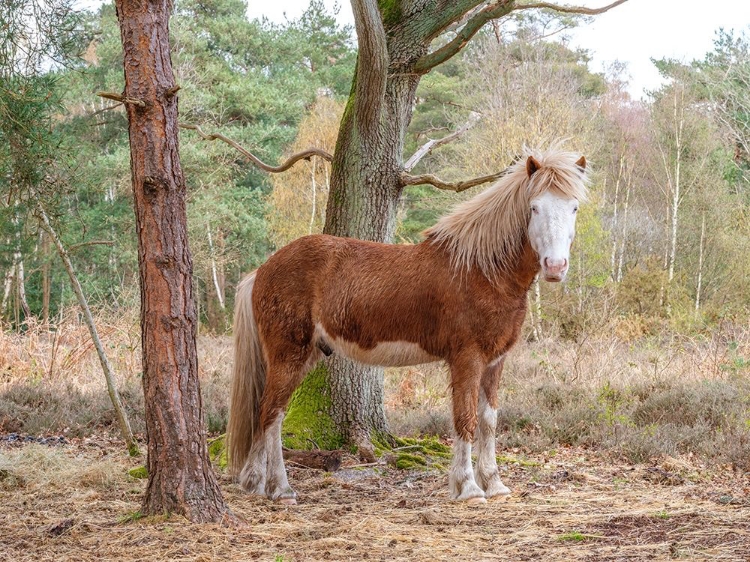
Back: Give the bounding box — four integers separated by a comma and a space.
245, 0, 746, 99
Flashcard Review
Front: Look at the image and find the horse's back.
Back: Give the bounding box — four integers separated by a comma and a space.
251, 233, 527, 366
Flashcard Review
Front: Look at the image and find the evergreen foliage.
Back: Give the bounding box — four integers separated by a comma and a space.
0, 2, 747, 337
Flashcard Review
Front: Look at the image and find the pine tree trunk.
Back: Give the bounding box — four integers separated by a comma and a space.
114, 0, 229, 522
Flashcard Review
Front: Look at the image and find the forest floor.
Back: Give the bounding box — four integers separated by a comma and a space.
1, 436, 749, 562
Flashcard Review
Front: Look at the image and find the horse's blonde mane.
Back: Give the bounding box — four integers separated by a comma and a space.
424, 147, 589, 277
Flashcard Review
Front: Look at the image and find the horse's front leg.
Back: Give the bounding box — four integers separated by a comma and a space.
474, 357, 511, 498
448, 354, 486, 503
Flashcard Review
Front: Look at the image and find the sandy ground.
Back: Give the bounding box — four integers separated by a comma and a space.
1, 437, 749, 562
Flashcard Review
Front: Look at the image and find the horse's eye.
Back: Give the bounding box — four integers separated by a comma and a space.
531, 205, 539, 214
573, 206, 579, 214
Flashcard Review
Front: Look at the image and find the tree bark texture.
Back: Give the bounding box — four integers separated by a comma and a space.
115, 0, 228, 522
299, 0, 620, 449
316, 1, 439, 449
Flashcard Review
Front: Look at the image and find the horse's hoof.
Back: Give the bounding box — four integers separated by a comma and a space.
466, 496, 487, 505
276, 497, 297, 505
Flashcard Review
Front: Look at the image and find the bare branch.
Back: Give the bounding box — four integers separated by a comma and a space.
180, 124, 332, 173
400, 169, 505, 192
96, 91, 145, 107
415, 0, 628, 73
35, 201, 138, 456
512, 0, 628, 16
404, 112, 481, 172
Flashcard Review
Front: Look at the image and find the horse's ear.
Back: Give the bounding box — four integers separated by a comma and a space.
526, 155, 541, 177
575, 155, 587, 171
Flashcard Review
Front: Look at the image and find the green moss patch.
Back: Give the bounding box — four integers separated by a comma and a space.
208, 435, 227, 470
128, 466, 148, 479
394, 452, 428, 470
376, 435, 452, 472
282, 364, 344, 451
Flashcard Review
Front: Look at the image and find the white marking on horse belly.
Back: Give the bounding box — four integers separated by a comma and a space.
315, 324, 437, 367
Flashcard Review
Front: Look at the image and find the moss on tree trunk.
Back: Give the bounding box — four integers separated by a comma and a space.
282, 363, 345, 450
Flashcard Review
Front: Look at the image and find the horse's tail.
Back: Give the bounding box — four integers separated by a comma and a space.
227, 271, 266, 477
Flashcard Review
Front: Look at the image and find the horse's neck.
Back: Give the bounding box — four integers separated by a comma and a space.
421, 235, 539, 294
515, 239, 542, 291
490, 238, 540, 294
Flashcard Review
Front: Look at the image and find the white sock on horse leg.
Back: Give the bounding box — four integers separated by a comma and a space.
474, 391, 510, 497
264, 412, 296, 503
449, 436, 485, 502
239, 437, 267, 495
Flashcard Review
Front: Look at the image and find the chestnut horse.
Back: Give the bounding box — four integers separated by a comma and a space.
228, 147, 588, 504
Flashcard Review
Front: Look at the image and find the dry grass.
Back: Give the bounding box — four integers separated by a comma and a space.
1, 439, 749, 561
387, 327, 750, 471
1, 313, 750, 560
2, 312, 749, 469
0, 311, 232, 437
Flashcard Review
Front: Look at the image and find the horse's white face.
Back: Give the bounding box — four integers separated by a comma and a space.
527, 191, 579, 282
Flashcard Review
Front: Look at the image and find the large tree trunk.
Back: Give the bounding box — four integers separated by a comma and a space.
317, 58, 422, 449
286, 0, 622, 451
115, 0, 229, 522
287, 0, 514, 451
289, 0, 434, 452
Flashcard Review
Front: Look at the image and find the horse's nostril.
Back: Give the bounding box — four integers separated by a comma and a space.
544, 257, 567, 273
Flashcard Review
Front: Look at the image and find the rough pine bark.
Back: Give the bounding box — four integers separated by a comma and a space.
115, 0, 229, 522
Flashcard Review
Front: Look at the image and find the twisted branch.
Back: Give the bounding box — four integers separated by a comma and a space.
400, 169, 506, 192
180, 124, 332, 173
512, 0, 628, 15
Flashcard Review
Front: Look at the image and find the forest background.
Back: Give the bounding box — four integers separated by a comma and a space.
1, 0, 749, 469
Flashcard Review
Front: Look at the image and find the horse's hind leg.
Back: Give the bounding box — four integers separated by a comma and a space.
258, 356, 315, 504
475, 357, 511, 498
239, 435, 268, 496
448, 354, 486, 503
